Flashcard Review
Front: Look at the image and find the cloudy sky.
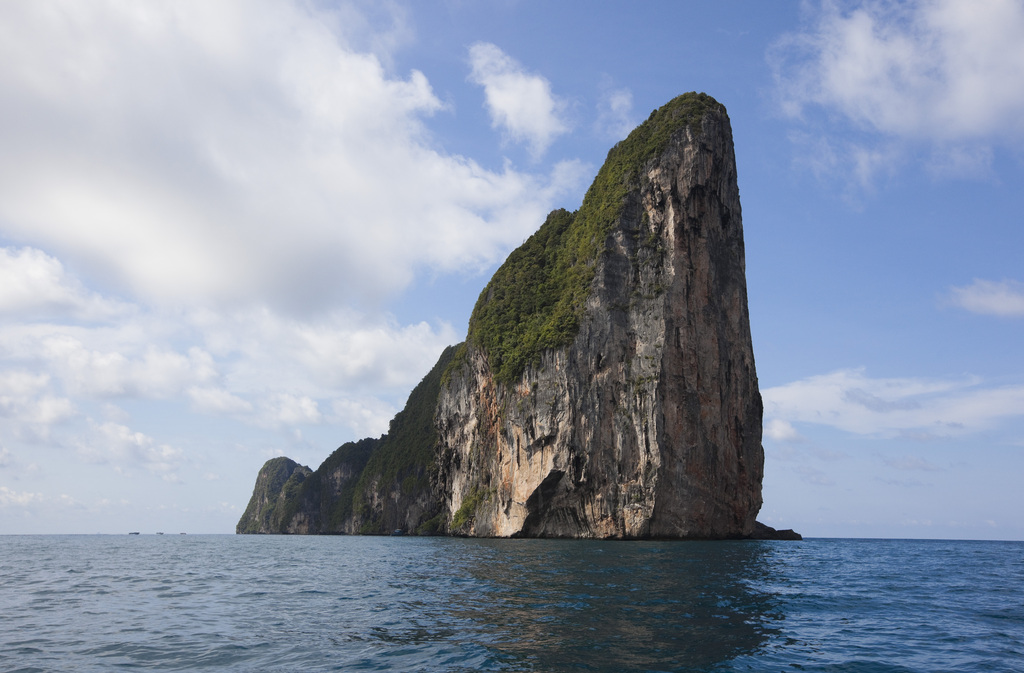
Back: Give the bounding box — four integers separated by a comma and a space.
1, 0, 1022, 539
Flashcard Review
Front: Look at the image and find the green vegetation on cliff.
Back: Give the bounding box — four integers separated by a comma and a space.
466, 92, 723, 384
239, 92, 732, 536
450, 486, 493, 533
236, 457, 311, 534
350, 343, 459, 532
237, 345, 458, 534
319, 437, 381, 529
466, 208, 580, 383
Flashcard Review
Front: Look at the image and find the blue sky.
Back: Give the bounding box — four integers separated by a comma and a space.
1, 1, 1022, 539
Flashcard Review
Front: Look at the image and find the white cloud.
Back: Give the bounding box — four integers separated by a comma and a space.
100, 403, 131, 423
291, 317, 458, 390
777, 0, 1024, 139
331, 397, 396, 438
949, 278, 1024, 317
0, 2, 583, 313
189, 305, 458, 395
187, 386, 253, 416
39, 338, 217, 399
0, 486, 43, 507
79, 421, 184, 477
773, 0, 1024, 179
0, 370, 77, 439
23, 396, 77, 427
764, 418, 802, 442
0, 274, 458, 441
763, 368, 1024, 439
468, 42, 571, 158
261, 394, 323, 427
0, 247, 132, 321
594, 87, 635, 141
184, 308, 451, 434
0, 370, 49, 399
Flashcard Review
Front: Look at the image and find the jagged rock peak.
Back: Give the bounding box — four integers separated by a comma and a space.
464, 92, 728, 386
436, 91, 765, 538
236, 92, 795, 540
236, 457, 312, 534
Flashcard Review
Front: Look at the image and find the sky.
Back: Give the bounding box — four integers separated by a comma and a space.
1, 0, 1022, 539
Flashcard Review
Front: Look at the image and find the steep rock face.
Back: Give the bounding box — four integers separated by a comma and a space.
235, 346, 456, 535
435, 93, 763, 538
344, 344, 457, 534
282, 437, 380, 534
236, 457, 312, 534
237, 93, 792, 540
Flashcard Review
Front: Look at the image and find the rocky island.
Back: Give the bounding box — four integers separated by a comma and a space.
237, 92, 799, 540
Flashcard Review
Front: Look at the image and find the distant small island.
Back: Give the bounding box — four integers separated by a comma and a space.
238, 92, 799, 541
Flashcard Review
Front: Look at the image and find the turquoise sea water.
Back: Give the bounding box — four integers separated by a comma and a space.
0, 535, 1021, 672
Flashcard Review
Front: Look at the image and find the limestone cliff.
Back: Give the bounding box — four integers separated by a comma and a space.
236, 456, 313, 534
436, 93, 763, 538
235, 345, 455, 535
238, 93, 797, 540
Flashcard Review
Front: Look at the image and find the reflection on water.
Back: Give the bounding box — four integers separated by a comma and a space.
440, 539, 782, 672
6, 536, 1018, 671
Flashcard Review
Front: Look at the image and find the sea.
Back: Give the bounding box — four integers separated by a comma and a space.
0, 535, 1021, 672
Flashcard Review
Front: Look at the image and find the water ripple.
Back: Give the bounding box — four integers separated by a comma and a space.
0, 536, 1021, 671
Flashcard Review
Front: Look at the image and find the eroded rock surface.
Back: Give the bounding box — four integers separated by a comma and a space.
236, 457, 312, 534
436, 94, 763, 538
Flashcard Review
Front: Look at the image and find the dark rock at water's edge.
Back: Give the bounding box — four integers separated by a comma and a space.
236, 92, 799, 539
748, 521, 803, 541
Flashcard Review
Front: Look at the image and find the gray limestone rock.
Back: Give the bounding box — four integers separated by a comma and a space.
236, 457, 312, 534
435, 94, 764, 538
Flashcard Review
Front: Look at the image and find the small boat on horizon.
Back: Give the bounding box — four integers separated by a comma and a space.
128, 532, 140, 535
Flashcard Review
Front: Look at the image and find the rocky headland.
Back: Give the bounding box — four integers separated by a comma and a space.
237, 92, 800, 541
